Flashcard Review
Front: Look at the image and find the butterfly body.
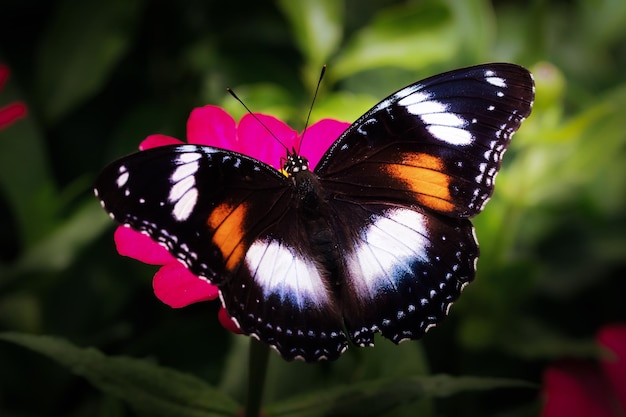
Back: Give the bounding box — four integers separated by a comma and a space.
95, 63, 535, 361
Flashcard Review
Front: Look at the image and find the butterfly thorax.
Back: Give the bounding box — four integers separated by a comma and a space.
284, 152, 344, 284
284, 153, 324, 214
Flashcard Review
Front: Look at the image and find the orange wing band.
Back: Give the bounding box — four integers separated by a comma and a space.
386, 153, 455, 213
207, 203, 248, 271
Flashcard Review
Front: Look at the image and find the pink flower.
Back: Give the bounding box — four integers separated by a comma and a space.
114, 105, 350, 332
0, 64, 28, 130
541, 324, 626, 417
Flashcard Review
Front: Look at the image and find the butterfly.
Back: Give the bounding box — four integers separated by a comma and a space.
94, 63, 534, 362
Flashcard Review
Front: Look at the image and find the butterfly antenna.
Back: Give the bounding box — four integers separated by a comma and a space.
226, 87, 289, 151
297, 65, 327, 154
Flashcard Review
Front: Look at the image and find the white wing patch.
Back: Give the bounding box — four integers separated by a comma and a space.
484, 70, 507, 88
346, 208, 430, 299
171, 160, 200, 182
167, 153, 201, 221
245, 239, 329, 308
116, 165, 129, 188
426, 125, 473, 146
398, 92, 474, 146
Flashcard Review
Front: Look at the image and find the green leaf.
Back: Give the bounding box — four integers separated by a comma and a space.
36, 0, 144, 122
0, 332, 240, 417
311, 91, 375, 125
444, 0, 495, 61
277, 0, 344, 90
581, 0, 626, 47
0, 293, 41, 333
330, 3, 458, 82
265, 374, 535, 417
260, 339, 430, 405
217, 334, 250, 402
5, 199, 114, 281
0, 64, 57, 246
502, 320, 600, 360
218, 83, 297, 125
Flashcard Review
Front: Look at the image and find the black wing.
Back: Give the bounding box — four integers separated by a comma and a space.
316, 63, 534, 347
94, 144, 348, 361
317, 63, 534, 217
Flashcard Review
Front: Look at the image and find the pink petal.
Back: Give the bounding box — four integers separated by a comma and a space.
238, 113, 297, 170
187, 105, 237, 150
0, 102, 28, 131
139, 134, 183, 150
218, 306, 242, 334
153, 262, 219, 308
299, 119, 350, 169
541, 361, 617, 417
114, 226, 174, 265
0, 64, 9, 91
598, 324, 626, 411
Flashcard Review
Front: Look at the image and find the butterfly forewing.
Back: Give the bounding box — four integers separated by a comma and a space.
316, 63, 534, 218
95, 145, 292, 283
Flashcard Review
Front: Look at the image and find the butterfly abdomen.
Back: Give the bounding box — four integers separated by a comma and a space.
292, 169, 344, 287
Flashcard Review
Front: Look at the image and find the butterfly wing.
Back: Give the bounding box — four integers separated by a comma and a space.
95, 144, 286, 283
218, 214, 348, 361
94, 144, 347, 361
327, 201, 477, 347
316, 63, 534, 346
316, 63, 534, 217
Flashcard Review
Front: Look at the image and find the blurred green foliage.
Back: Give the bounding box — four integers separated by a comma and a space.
0, 0, 625, 416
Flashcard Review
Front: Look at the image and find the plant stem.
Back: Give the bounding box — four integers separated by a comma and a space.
244, 338, 270, 417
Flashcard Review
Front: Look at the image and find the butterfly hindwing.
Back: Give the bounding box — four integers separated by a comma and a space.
221, 233, 348, 361
316, 63, 534, 218
327, 201, 477, 347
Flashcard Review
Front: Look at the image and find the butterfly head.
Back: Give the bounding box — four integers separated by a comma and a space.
282, 152, 310, 177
